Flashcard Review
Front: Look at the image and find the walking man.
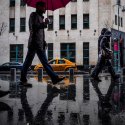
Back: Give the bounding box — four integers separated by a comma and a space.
91, 30, 119, 82
98, 28, 108, 55
20, 2, 65, 86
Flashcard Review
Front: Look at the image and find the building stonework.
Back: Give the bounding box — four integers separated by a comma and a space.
0, 0, 125, 67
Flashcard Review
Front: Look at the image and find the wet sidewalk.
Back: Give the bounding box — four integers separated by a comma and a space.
0, 74, 125, 125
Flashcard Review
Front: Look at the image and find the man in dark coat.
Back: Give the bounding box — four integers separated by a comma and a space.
91, 30, 119, 82
98, 28, 108, 55
20, 2, 65, 86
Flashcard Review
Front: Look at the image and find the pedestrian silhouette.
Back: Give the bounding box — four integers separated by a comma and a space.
20, 85, 59, 125
91, 30, 119, 82
20, 1, 65, 87
91, 79, 115, 125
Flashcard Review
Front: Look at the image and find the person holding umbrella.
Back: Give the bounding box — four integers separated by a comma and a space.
20, 1, 65, 86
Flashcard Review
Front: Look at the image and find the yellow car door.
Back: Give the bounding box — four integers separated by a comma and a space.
57, 59, 66, 71
48, 59, 57, 70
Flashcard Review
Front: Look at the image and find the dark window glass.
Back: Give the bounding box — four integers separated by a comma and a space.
48, 16, 53, 30
9, 18, 15, 32
49, 60, 56, 64
71, 15, 77, 29
83, 14, 89, 29
20, 0, 26, 6
118, 16, 120, 26
10, 44, 23, 63
61, 43, 76, 62
10, 0, 15, 7
121, 17, 123, 27
58, 60, 65, 64
83, 0, 89, 1
117, 0, 121, 5
115, 15, 117, 25
83, 42, 89, 69
20, 18, 26, 32
83, 115, 90, 124
48, 43, 53, 60
59, 15, 65, 30
83, 76, 90, 100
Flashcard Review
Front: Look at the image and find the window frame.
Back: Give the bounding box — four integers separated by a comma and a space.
59, 15, 65, 30
71, 14, 77, 29
9, 18, 15, 33
20, 18, 26, 32
83, 14, 89, 29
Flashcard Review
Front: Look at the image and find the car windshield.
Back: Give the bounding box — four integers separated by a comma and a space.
2, 62, 22, 66
10, 62, 21, 66
2, 63, 10, 66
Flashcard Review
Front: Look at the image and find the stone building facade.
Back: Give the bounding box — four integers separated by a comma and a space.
0, 0, 125, 68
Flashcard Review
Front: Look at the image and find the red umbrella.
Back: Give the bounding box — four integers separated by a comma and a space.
23, 0, 71, 11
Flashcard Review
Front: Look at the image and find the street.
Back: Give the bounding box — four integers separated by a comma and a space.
0, 73, 125, 125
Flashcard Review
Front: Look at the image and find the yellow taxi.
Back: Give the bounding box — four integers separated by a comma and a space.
34, 58, 77, 71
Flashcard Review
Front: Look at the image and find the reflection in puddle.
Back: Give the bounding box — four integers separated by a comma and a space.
0, 75, 125, 125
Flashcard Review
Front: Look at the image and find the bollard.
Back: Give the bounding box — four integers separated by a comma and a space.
38, 68, 43, 82
69, 68, 74, 82
10, 68, 16, 82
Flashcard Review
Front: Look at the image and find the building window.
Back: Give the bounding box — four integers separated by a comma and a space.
83, 115, 90, 124
47, 43, 53, 60
48, 16, 53, 30
10, 44, 23, 63
61, 43, 76, 62
118, 16, 120, 26
115, 15, 117, 25
9, 18, 15, 33
83, 14, 89, 29
71, 14, 77, 29
83, 76, 90, 101
83, 0, 89, 1
71, 0, 77, 2
59, 15, 65, 30
121, 17, 123, 27
10, 0, 15, 7
83, 42, 89, 69
117, 0, 121, 5
20, 18, 26, 32
20, 0, 26, 6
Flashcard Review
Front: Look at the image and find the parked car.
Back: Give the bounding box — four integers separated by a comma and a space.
0, 62, 31, 71
34, 58, 77, 71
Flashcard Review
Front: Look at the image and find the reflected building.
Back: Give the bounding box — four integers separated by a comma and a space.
83, 76, 90, 101
83, 115, 90, 125
9, 82, 20, 98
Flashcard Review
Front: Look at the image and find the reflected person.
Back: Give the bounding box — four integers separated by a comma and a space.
91, 79, 116, 125
20, 86, 59, 125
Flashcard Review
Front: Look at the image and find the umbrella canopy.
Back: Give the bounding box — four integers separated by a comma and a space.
23, 0, 71, 11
